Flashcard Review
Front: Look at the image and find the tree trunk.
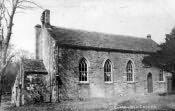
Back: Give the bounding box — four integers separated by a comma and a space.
0, 5, 16, 106
0, 69, 5, 106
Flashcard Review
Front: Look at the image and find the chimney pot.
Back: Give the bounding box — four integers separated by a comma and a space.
147, 34, 151, 39
41, 9, 50, 27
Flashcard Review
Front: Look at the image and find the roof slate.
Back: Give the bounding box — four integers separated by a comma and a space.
47, 26, 160, 53
22, 59, 48, 74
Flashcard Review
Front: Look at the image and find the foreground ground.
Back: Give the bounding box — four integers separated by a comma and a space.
1, 94, 175, 111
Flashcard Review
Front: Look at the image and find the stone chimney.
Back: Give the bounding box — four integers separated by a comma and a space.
147, 34, 151, 39
41, 9, 50, 27
35, 24, 41, 59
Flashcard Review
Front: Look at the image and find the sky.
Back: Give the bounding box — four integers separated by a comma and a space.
11, 0, 175, 54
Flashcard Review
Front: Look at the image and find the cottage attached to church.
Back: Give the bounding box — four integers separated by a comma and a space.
35, 10, 172, 101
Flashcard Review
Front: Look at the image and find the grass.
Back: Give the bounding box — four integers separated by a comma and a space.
2, 95, 175, 111
2, 95, 11, 102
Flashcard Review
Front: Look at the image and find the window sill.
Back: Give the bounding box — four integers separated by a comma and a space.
104, 82, 113, 84
157, 81, 165, 83
126, 81, 137, 84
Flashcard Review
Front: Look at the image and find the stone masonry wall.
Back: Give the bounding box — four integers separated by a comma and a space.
57, 47, 170, 100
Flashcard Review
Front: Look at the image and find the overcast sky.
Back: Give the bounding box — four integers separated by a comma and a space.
11, 0, 175, 54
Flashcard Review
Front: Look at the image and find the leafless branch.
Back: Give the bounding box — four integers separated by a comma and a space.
17, 5, 35, 10
2, 13, 8, 27
0, 55, 14, 76
4, 6, 11, 17
17, 0, 43, 9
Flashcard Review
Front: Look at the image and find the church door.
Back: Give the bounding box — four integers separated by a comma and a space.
147, 73, 153, 93
172, 74, 175, 93
167, 77, 172, 94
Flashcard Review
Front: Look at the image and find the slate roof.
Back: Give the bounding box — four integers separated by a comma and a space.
22, 59, 48, 74
47, 26, 160, 53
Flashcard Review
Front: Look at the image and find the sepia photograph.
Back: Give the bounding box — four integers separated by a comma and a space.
0, 0, 175, 111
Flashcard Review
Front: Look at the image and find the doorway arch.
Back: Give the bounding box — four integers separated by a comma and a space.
147, 73, 153, 93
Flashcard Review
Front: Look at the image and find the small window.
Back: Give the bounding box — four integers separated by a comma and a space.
104, 59, 112, 82
126, 60, 133, 81
159, 69, 164, 81
79, 58, 88, 82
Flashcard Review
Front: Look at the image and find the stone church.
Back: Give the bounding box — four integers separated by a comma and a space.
35, 10, 172, 101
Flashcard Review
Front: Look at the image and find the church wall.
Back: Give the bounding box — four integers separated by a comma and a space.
57, 47, 170, 100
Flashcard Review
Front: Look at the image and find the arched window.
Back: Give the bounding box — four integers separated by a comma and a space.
159, 69, 164, 81
126, 60, 133, 81
104, 59, 112, 82
79, 58, 88, 82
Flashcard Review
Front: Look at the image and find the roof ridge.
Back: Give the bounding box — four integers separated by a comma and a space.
46, 25, 160, 53
50, 25, 152, 41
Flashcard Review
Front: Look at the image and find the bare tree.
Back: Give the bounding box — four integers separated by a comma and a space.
0, 0, 42, 105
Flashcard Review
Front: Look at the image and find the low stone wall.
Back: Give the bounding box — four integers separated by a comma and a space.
22, 74, 49, 104
11, 72, 49, 106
